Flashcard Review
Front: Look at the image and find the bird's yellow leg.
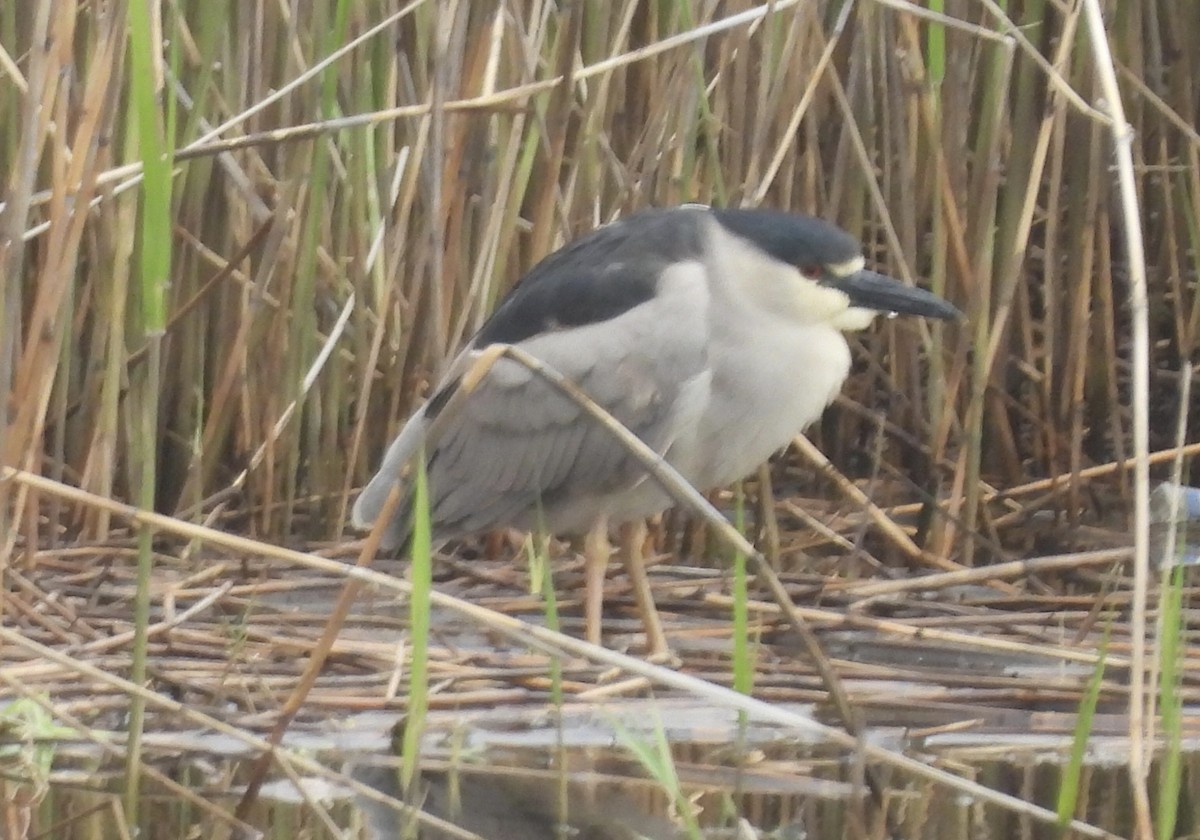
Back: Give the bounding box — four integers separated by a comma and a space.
620, 520, 669, 658
583, 520, 611, 646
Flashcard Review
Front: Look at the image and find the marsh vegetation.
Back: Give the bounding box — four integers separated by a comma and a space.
1, 1, 1198, 837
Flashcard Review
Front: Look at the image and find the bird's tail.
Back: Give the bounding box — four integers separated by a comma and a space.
350, 409, 429, 551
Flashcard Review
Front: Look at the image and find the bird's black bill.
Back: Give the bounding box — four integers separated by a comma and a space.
833, 270, 962, 319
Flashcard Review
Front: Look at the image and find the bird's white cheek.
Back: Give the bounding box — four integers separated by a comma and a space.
790, 282, 854, 324
829, 307, 878, 331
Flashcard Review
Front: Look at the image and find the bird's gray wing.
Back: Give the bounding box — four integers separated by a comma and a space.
351, 262, 711, 549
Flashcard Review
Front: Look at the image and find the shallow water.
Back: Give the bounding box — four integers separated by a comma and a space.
14, 694, 1200, 840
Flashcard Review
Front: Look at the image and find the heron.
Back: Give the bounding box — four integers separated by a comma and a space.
352, 205, 960, 655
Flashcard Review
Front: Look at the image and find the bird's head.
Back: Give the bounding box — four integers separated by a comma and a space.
707, 208, 961, 330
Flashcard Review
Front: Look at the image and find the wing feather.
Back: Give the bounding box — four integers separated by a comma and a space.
353, 260, 710, 548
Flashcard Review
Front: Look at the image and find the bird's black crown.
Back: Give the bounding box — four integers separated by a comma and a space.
709, 208, 862, 269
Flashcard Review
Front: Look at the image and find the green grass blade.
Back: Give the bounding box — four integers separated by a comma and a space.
401, 452, 432, 792
1154, 566, 1185, 840
533, 537, 564, 705
531, 532, 570, 836
926, 0, 946, 88
1056, 625, 1109, 827
125, 0, 175, 825
732, 485, 753, 696
612, 713, 703, 840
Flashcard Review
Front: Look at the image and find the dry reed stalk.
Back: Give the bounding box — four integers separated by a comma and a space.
1079, 2, 1155, 835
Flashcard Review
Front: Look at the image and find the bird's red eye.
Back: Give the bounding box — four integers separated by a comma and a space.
800, 264, 823, 279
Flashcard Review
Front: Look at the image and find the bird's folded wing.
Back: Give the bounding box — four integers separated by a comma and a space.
352, 260, 711, 547
425, 289, 709, 536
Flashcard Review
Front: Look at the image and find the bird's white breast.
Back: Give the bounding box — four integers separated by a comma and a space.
665, 217, 857, 491
676, 316, 851, 491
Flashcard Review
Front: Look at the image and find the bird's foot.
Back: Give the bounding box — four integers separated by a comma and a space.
644, 647, 681, 669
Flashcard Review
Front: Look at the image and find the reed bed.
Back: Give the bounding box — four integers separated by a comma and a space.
0, 492, 1193, 839
1, 0, 1199, 838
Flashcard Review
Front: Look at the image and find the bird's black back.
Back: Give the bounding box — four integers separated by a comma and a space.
473, 208, 708, 347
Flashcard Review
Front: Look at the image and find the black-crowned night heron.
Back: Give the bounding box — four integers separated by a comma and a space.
352, 205, 959, 654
